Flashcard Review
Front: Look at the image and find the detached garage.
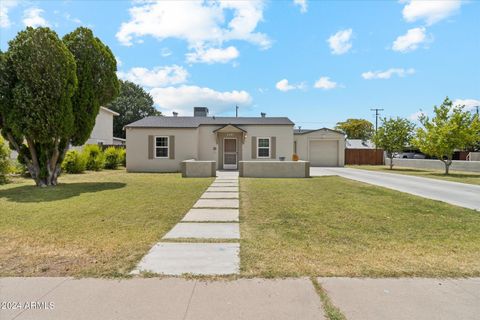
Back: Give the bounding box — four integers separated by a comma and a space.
294, 128, 346, 167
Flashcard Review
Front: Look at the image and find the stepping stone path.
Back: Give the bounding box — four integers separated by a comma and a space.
132, 171, 240, 275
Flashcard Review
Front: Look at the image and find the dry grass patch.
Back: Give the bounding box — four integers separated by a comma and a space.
0, 170, 213, 277
240, 177, 480, 278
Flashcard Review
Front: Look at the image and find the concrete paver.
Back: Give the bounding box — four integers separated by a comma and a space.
194, 199, 239, 208
210, 182, 239, 187
163, 223, 240, 239
310, 167, 480, 210
182, 209, 239, 222
201, 192, 238, 199
319, 277, 480, 320
206, 186, 238, 192
134, 243, 239, 275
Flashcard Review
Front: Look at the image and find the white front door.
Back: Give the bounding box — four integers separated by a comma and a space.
223, 138, 237, 170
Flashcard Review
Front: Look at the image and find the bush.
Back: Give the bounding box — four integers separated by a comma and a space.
9, 159, 28, 175
119, 148, 126, 167
62, 150, 87, 174
104, 147, 122, 169
0, 136, 10, 184
82, 144, 105, 171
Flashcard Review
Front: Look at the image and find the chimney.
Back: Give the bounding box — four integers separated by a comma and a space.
172, 111, 178, 117
194, 107, 209, 117
261, 112, 266, 118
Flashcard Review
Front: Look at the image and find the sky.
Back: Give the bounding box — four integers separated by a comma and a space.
1, 0, 479, 129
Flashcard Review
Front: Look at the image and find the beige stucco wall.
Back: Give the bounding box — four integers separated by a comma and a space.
242, 125, 294, 161
126, 127, 198, 172
86, 108, 115, 145
181, 160, 216, 177
294, 130, 346, 166
239, 160, 310, 178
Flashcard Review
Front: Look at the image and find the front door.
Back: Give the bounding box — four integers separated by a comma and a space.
223, 138, 237, 170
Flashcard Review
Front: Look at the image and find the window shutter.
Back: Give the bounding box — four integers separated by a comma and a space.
148, 135, 154, 159
169, 136, 175, 159
251, 136, 257, 159
271, 136, 276, 159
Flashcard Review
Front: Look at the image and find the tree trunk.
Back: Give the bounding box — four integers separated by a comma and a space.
389, 156, 394, 169
440, 159, 452, 175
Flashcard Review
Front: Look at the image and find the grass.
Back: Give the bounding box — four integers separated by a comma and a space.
349, 165, 480, 185
0, 169, 213, 277
240, 176, 480, 278
311, 277, 346, 320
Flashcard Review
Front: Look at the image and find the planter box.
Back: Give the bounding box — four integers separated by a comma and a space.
239, 160, 310, 178
181, 160, 216, 177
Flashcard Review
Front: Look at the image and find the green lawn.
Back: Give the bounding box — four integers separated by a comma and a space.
349, 165, 480, 185
240, 177, 480, 278
0, 170, 213, 277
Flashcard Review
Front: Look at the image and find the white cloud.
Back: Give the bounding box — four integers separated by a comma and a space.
149, 85, 252, 115
409, 110, 427, 121
453, 99, 480, 111
116, 0, 270, 50
392, 27, 429, 52
402, 0, 462, 25
186, 46, 239, 64
0, 0, 18, 28
362, 68, 415, 80
275, 79, 304, 92
294, 0, 307, 13
117, 65, 189, 87
161, 48, 172, 57
327, 28, 353, 55
314, 77, 338, 90
23, 7, 49, 28
115, 57, 122, 67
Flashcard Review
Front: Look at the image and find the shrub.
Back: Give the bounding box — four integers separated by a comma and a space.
118, 148, 126, 167
82, 144, 105, 171
104, 147, 122, 169
9, 159, 28, 175
0, 136, 10, 184
62, 150, 87, 174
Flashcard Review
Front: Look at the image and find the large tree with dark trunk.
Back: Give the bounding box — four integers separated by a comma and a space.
0, 27, 118, 186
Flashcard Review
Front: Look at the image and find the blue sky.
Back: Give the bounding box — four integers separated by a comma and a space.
1, 0, 479, 128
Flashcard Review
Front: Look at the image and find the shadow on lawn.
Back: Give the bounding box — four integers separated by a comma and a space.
0, 182, 126, 203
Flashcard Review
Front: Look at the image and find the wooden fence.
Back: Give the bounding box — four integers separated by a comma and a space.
345, 149, 384, 165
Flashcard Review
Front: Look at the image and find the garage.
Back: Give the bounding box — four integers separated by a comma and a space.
309, 140, 339, 166
294, 128, 346, 167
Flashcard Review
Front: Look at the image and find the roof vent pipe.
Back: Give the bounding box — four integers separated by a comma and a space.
173, 112, 178, 117
261, 112, 266, 118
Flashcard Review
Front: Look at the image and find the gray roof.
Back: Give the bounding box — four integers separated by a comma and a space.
346, 139, 375, 149
125, 116, 294, 128
294, 128, 345, 135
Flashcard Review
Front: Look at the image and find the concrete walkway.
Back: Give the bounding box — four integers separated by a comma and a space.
132, 171, 240, 275
310, 167, 480, 211
0, 277, 325, 320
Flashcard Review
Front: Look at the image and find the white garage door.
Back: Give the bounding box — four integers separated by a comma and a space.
309, 140, 339, 166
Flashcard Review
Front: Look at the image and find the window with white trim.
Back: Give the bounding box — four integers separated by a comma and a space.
257, 137, 270, 158
155, 136, 169, 158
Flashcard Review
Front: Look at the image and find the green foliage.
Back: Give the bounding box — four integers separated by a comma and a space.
104, 147, 122, 169
63, 27, 119, 146
0, 136, 10, 184
375, 117, 415, 169
82, 144, 105, 171
413, 97, 480, 174
106, 80, 160, 139
118, 148, 126, 167
335, 118, 374, 140
62, 150, 87, 174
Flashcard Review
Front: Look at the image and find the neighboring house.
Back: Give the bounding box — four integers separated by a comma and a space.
294, 128, 346, 167
125, 107, 346, 172
85, 106, 120, 145
112, 137, 126, 146
346, 139, 375, 149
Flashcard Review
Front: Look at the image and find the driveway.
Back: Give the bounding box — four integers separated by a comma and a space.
310, 167, 480, 211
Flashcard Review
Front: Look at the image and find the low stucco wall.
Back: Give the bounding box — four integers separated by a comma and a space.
390, 158, 480, 173
181, 160, 216, 177
239, 160, 310, 178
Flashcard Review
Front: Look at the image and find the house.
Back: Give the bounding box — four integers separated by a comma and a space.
346, 139, 375, 149
294, 128, 346, 167
125, 107, 345, 172
85, 106, 120, 145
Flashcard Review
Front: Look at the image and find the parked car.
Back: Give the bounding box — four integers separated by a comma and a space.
394, 152, 426, 159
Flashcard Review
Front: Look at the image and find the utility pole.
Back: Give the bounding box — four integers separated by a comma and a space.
475, 106, 479, 116
235, 105, 239, 117
370, 108, 384, 135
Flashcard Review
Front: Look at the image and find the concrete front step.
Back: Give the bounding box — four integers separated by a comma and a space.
133, 242, 240, 275
194, 199, 239, 208
182, 209, 239, 222
201, 192, 239, 199
163, 223, 240, 239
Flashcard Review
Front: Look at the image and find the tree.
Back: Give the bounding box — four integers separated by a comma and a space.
106, 80, 160, 139
374, 117, 415, 169
0, 27, 118, 186
413, 97, 480, 175
335, 119, 374, 140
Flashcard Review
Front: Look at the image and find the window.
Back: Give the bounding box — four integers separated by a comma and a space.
257, 137, 270, 158
155, 136, 169, 158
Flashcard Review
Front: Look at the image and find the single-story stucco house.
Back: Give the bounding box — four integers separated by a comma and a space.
125, 107, 345, 172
